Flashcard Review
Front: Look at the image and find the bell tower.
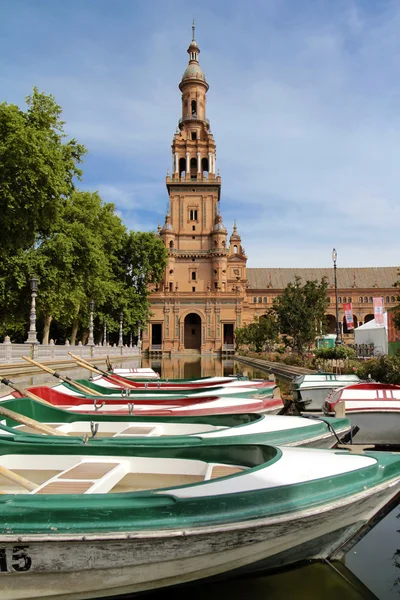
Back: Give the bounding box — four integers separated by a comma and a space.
164, 23, 224, 291
144, 25, 247, 356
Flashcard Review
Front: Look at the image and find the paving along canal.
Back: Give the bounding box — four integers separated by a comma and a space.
0, 355, 398, 599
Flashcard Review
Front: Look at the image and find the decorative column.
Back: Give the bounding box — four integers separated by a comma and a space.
332, 249, 342, 345
87, 300, 95, 358
175, 152, 179, 175
186, 152, 190, 178
118, 311, 124, 348
25, 276, 39, 346
197, 152, 201, 176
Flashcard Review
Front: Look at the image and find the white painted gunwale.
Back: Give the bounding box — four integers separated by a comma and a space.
5, 414, 346, 439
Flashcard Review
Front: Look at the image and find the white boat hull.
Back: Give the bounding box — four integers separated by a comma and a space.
344, 410, 400, 445
0, 478, 397, 600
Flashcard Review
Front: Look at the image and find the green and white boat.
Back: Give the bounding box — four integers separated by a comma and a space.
291, 373, 361, 411
0, 439, 399, 599
0, 398, 351, 449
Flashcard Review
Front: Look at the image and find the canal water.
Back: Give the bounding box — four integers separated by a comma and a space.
1, 355, 398, 599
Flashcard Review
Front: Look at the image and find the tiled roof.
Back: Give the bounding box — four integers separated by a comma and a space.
246, 267, 399, 290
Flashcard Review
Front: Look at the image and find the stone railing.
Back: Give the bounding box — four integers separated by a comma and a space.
0, 337, 141, 364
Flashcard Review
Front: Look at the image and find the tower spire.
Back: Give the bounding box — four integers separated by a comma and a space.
192, 18, 195, 42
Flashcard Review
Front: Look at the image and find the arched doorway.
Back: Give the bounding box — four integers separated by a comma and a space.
184, 313, 201, 350
365, 314, 374, 324
326, 315, 336, 334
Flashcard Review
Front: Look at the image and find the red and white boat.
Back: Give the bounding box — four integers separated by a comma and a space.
2, 386, 284, 417
323, 382, 400, 446
88, 374, 274, 391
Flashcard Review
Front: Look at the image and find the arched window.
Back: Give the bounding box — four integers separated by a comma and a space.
253, 297, 257, 303
190, 157, 197, 179
258, 297, 262, 303
364, 296, 368, 303
233, 245, 238, 254
386, 296, 390, 303
359, 297, 363, 303
369, 297, 373, 303
179, 157, 186, 178
214, 240, 218, 247
391, 296, 396, 303
191, 272, 196, 281
201, 157, 209, 176
263, 297, 267, 303
348, 297, 352, 303
338, 297, 342, 303
169, 240, 174, 249
169, 269, 174, 275
191, 100, 197, 116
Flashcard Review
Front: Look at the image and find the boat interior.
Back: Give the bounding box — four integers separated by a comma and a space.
9, 421, 227, 437
0, 455, 246, 495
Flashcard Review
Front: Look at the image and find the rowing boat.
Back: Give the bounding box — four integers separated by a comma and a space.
0, 440, 398, 599
1, 388, 284, 416
323, 382, 400, 445
0, 398, 351, 448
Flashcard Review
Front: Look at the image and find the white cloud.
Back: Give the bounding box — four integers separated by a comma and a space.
2, 0, 400, 267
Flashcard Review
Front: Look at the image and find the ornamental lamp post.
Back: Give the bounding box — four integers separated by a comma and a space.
118, 311, 124, 348
88, 300, 95, 349
332, 249, 342, 345
25, 276, 39, 351
103, 320, 107, 347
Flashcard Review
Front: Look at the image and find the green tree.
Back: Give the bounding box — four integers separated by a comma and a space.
235, 314, 279, 353
271, 276, 329, 355
0, 88, 86, 257
119, 231, 168, 334
393, 271, 400, 331
32, 190, 128, 344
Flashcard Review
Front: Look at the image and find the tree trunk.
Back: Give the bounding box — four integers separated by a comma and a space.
42, 314, 53, 345
70, 318, 79, 346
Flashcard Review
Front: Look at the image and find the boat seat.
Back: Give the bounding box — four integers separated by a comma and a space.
35, 481, 94, 494
58, 462, 120, 480
31, 461, 126, 495
205, 464, 244, 480
115, 426, 158, 437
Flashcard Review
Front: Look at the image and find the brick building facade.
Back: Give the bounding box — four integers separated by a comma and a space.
142, 30, 399, 354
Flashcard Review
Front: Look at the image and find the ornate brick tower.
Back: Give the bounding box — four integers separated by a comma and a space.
143, 25, 248, 355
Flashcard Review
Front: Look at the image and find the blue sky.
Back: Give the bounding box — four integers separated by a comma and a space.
1, 0, 400, 268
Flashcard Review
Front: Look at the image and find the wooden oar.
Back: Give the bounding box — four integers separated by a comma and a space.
0, 377, 53, 406
0, 404, 69, 437
68, 353, 138, 389
21, 356, 105, 397
0, 463, 37, 492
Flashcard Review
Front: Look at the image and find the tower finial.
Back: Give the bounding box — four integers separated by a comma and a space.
192, 18, 195, 41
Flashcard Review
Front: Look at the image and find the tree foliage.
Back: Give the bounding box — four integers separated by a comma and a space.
271, 276, 329, 355
0, 88, 168, 344
0, 88, 86, 257
235, 314, 279, 353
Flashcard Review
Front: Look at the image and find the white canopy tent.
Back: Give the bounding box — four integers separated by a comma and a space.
354, 313, 388, 355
